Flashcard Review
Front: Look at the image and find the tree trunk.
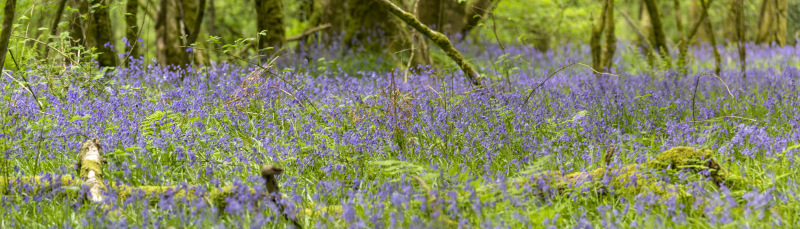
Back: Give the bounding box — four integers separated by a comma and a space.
677, 0, 712, 75
689, 0, 710, 43
756, 0, 787, 46
88, 0, 118, 68
462, 0, 493, 37
344, 0, 408, 53
42, 0, 68, 59
590, 3, 606, 72
254, 0, 286, 57
0, 0, 16, 74
418, 0, 466, 36
734, 0, 746, 77
591, 0, 616, 73
641, 0, 668, 56
156, 0, 188, 68
125, 0, 141, 65
67, 0, 86, 56
28, 7, 45, 48
374, 0, 482, 85
700, 0, 721, 76
601, 0, 616, 71
638, 0, 654, 66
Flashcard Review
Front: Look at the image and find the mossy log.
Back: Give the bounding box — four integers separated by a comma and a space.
374, 0, 482, 86
1, 139, 290, 213
496, 147, 753, 199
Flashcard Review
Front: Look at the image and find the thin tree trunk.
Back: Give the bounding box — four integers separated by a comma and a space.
0, 0, 17, 74
591, 0, 615, 73
254, 0, 285, 58
735, 0, 746, 77
156, 0, 187, 68
462, 0, 493, 37
28, 7, 45, 48
67, 0, 86, 56
125, 0, 141, 66
676, 0, 712, 75
89, 0, 118, 68
418, 0, 466, 36
590, 1, 607, 73
641, 0, 668, 56
601, 0, 615, 71
756, 0, 787, 46
673, 0, 683, 39
689, 0, 709, 42
700, 0, 721, 76
374, 0, 482, 86
42, 0, 68, 59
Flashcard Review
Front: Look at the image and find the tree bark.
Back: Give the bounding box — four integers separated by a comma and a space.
125, 0, 141, 65
689, 0, 710, 42
756, 0, 787, 46
734, 0, 746, 77
85, 0, 118, 68
156, 0, 188, 68
641, 0, 668, 56
374, 0, 482, 86
591, 0, 615, 73
699, 0, 721, 76
0, 0, 16, 74
590, 1, 607, 72
418, 0, 466, 36
67, 0, 86, 56
601, 0, 615, 71
345, 0, 408, 53
254, 0, 286, 57
185, 0, 205, 46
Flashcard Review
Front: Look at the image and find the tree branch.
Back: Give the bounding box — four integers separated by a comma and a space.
373, 0, 482, 86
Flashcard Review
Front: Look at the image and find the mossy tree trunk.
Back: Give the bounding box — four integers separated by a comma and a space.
689, 0, 711, 43
756, 0, 788, 46
641, 0, 668, 57
638, 0, 655, 66
375, 0, 481, 85
125, 0, 141, 65
254, 0, 285, 58
0, 0, 16, 74
590, 0, 616, 73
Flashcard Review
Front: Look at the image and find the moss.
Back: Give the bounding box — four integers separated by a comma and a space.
647, 147, 713, 169
78, 160, 103, 178
495, 146, 750, 201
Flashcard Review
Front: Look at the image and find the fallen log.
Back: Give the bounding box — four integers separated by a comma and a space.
1, 138, 300, 227
495, 147, 753, 199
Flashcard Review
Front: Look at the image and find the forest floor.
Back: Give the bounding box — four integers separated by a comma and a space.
1, 42, 799, 228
